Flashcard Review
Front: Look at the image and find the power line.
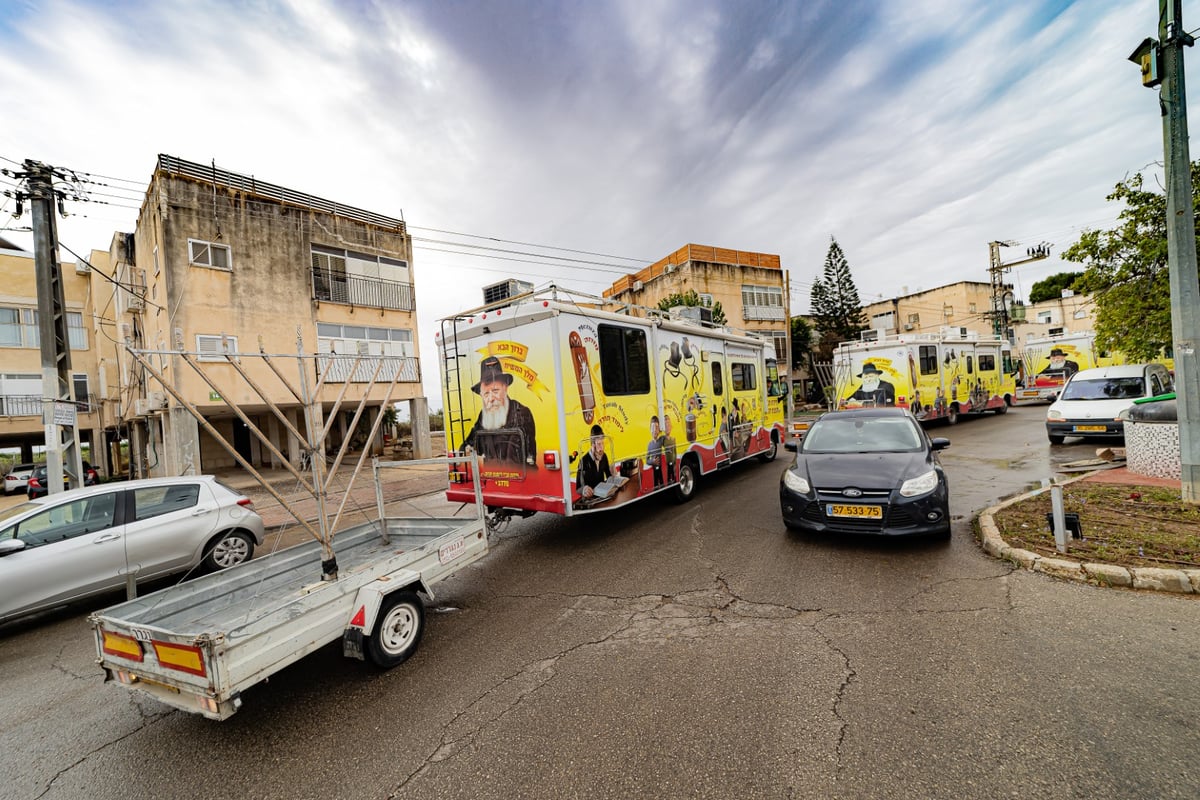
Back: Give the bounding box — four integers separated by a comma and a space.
406, 224, 651, 263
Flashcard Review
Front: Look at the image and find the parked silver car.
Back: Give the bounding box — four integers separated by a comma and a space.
0, 476, 265, 624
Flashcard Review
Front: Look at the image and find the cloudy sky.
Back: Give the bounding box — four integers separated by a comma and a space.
0, 0, 1184, 403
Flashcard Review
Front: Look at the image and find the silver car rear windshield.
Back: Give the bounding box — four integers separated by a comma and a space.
803, 417, 923, 453
1061, 377, 1144, 401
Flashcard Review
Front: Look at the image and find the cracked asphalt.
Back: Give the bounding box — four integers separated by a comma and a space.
2, 405, 1199, 799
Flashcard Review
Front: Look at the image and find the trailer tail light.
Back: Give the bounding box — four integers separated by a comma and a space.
101, 630, 144, 662
544, 452, 559, 470
151, 640, 207, 677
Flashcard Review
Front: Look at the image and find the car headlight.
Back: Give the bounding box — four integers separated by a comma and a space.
783, 470, 811, 494
1047, 409, 1063, 420
899, 470, 939, 497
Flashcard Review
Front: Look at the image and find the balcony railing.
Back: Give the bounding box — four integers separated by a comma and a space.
312, 266, 416, 312
0, 395, 98, 418
316, 355, 420, 384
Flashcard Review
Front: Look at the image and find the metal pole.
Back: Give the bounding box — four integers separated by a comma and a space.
1050, 483, 1068, 554
1159, 0, 1200, 502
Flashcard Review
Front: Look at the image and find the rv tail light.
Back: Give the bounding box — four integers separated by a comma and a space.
101, 629, 144, 662
150, 640, 207, 677
544, 452, 559, 470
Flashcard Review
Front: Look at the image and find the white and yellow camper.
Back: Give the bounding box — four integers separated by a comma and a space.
437, 286, 787, 523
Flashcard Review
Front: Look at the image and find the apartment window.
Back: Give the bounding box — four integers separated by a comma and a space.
698, 293, 714, 307
598, 324, 649, 395
73, 374, 89, 404
919, 345, 938, 375
968, 303, 977, 313
0, 307, 20, 347
1037, 311, 1053, 325
907, 313, 920, 324
188, 239, 232, 270
1048, 326, 1064, 336
943, 306, 954, 319
316, 323, 414, 357
731, 362, 757, 391
67, 312, 87, 350
196, 334, 239, 361
742, 284, 784, 321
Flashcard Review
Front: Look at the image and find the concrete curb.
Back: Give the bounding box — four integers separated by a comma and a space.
976, 473, 1200, 595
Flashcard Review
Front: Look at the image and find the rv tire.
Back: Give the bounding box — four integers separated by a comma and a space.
674, 460, 697, 504
757, 438, 778, 463
993, 401, 1008, 415
946, 405, 959, 426
366, 590, 425, 669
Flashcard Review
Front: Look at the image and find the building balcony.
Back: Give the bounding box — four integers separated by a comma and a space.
316, 354, 421, 384
743, 305, 785, 322
312, 266, 416, 312
0, 394, 98, 418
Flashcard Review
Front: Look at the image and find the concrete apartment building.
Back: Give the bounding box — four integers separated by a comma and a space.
96, 155, 428, 478
0, 237, 108, 468
860, 281, 1000, 340
602, 243, 790, 365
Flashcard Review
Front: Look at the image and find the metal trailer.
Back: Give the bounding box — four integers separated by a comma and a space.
90, 457, 488, 721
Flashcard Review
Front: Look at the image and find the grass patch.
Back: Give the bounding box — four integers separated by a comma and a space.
992, 484, 1200, 569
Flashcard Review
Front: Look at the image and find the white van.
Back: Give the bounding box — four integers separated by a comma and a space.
1045, 363, 1174, 445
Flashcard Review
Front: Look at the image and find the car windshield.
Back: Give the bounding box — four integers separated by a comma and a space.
1061, 376, 1145, 401
802, 416, 923, 454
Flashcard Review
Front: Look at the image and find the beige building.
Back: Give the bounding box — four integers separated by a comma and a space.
1015, 291, 1096, 342
0, 237, 108, 469
98, 155, 429, 478
860, 281, 999, 340
602, 244, 789, 366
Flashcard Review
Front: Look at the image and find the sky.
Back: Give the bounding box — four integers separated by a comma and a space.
0, 0, 1187, 406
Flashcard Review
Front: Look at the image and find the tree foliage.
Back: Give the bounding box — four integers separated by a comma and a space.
1028, 271, 1084, 304
809, 237, 867, 359
1062, 162, 1200, 360
657, 289, 726, 326
790, 316, 812, 370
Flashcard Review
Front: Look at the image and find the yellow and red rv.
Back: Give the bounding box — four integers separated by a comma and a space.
436, 287, 787, 523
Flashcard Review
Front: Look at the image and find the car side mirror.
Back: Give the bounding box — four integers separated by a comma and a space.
0, 538, 27, 557
930, 437, 951, 451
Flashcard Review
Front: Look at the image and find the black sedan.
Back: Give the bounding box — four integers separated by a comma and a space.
26, 461, 99, 499
779, 408, 950, 539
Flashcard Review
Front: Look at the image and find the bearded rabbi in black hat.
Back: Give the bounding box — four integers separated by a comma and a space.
463, 356, 538, 465
849, 362, 897, 406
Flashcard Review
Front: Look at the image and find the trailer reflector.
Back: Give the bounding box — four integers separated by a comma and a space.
151, 641, 207, 677
102, 630, 144, 662
350, 606, 366, 627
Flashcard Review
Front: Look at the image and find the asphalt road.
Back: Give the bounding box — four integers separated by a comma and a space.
2, 404, 1198, 800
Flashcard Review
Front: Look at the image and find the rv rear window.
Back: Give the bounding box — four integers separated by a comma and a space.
598, 324, 650, 395
732, 362, 756, 391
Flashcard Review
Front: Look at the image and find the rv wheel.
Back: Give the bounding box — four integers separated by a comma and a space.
366, 591, 425, 669
946, 406, 959, 426
673, 460, 697, 503
758, 438, 778, 463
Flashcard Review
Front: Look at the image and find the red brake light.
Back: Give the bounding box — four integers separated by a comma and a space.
237, 498, 253, 507
543, 451, 557, 469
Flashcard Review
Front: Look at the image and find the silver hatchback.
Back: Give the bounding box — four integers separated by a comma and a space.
0, 476, 265, 625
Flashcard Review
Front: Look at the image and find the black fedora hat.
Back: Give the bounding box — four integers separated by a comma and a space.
857, 362, 883, 377
471, 356, 514, 394
1049, 348, 1066, 357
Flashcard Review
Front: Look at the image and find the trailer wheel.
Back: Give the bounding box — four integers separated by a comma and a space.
202, 531, 255, 571
366, 591, 425, 669
757, 438, 778, 463
673, 460, 698, 504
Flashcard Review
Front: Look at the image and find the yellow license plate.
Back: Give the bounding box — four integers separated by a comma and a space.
827, 504, 883, 519
1074, 425, 1107, 432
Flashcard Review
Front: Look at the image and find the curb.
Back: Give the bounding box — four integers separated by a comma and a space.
976, 473, 1200, 595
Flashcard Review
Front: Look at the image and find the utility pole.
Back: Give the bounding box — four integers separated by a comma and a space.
988, 240, 1049, 341
1130, 0, 1200, 503
9, 160, 85, 493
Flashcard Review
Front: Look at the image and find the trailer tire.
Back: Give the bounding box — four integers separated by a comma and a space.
366, 591, 425, 669
673, 459, 698, 504
757, 437, 778, 463
202, 530, 255, 571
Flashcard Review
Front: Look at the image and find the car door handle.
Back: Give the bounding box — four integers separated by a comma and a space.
191, 507, 214, 516
93, 533, 120, 543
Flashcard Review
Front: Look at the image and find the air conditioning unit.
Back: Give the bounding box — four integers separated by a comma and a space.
133, 398, 155, 416
75, 260, 90, 275
633, 280, 643, 291
664, 264, 676, 274
903, 324, 914, 331
148, 391, 167, 408
126, 293, 144, 312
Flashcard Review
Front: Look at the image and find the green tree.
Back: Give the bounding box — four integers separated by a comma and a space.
1061, 162, 1200, 360
657, 289, 726, 325
789, 316, 812, 370
809, 237, 867, 359
1028, 271, 1085, 304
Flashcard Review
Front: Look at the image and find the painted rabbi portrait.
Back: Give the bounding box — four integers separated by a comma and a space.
463, 355, 537, 466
